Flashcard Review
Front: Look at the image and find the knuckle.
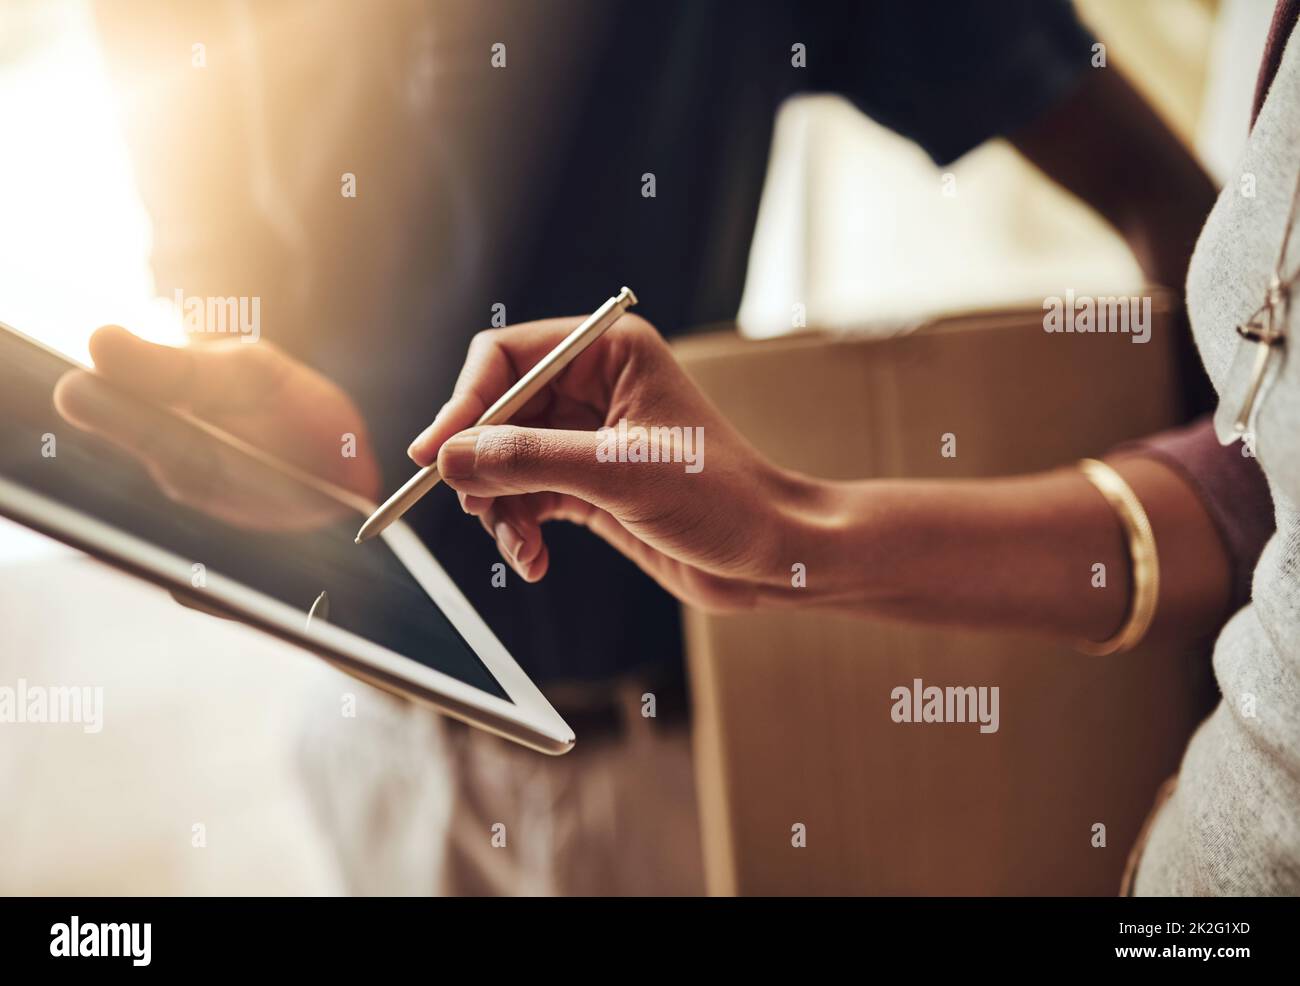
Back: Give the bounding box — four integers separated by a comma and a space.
468, 328, 497, 352
615, 313, 655, 341
488, 427, 542, 473
612, 314, 669, 363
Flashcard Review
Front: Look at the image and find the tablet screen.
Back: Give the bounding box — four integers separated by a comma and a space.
0, 326, 509, 701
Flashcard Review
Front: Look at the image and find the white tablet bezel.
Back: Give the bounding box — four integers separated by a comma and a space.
0, 322, 574, 755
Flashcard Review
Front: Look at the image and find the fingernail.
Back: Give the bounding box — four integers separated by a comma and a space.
493, 520, 525, 562
407, 404, 451, 460
407, 427, 435, 460
439, 433, 478, 479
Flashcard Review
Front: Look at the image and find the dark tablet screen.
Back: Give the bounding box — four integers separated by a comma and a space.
0, 325, 509, 701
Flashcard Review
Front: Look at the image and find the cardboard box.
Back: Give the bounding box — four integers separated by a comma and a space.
673, 297, 1215, 895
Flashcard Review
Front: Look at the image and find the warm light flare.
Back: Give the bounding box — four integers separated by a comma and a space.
0, 1, 183, 363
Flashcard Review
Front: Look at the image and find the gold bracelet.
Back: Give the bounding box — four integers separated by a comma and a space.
1075, 458, 1160, 656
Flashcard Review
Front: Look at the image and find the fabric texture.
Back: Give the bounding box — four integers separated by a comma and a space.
1133, 15, 1300, 895
1112, 0, 1298, 612
1129, 418, 1274, 609
817, 0, 1093, 165
434, 701, 703, 896
1254, 0, 1300, 124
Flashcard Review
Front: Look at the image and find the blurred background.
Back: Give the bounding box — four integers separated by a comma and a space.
0, 0, 1275, 893
1, 0, 1265, 354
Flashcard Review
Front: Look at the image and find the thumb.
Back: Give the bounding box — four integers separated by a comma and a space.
88, 325, 193, 403
88, 324, 281, 410
438, 425, 629, 508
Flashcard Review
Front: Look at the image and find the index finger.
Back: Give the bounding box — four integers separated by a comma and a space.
407, 316, 599, 466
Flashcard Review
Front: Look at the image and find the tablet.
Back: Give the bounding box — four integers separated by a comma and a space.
0, 321, 574, 754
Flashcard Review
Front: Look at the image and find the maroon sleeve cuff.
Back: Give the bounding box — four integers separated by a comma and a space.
1117, 416, 1274, 609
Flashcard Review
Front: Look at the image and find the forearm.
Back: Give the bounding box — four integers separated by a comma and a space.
774, 455, 1231, 647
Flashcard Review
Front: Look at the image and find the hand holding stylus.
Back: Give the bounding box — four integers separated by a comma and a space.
355, 287, 639, 543
402, 307, 806, 612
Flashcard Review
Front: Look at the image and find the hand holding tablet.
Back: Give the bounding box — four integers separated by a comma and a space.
0, 321, 573, 753
54, 324, 382, 528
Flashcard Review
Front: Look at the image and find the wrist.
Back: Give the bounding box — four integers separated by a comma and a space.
763, 468, 889, 607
